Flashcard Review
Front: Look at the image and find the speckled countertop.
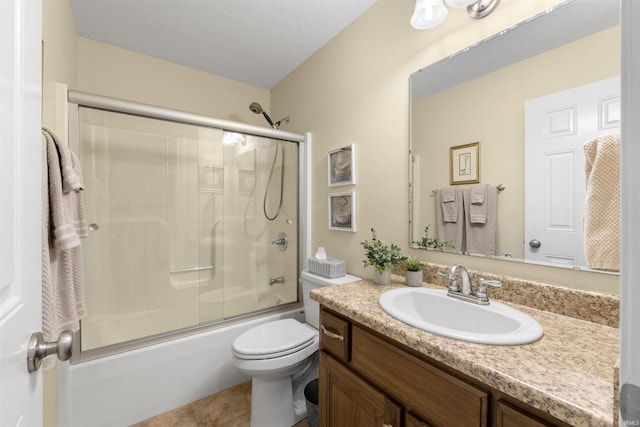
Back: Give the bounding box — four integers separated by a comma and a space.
311, 275, 619, 427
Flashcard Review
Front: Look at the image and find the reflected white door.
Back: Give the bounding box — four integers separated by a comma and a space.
524, 77, 620, 266
0, 0, 43, 425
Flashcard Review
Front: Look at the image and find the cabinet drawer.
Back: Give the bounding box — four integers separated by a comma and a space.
351, 325, 488, 427
319, 309, 350, 362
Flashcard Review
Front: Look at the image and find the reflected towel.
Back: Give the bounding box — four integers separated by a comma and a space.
42, 127, 88, 369
440, 187, 458, 223
583, 134, 620, 271
469, 184, 488, 224
436, 187, 464, 251
463, 186, 499, 256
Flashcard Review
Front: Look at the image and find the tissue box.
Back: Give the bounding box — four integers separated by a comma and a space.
308, 257, 346, 279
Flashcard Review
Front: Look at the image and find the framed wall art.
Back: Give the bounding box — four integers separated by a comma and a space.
450, 142, 480, 185
328, 144, 356, 186
328, 192, 356, 232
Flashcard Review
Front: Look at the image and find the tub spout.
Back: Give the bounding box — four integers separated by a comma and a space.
269, 276, 285, 286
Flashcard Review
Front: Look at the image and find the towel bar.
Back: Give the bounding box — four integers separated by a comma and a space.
431, 184, 506, 195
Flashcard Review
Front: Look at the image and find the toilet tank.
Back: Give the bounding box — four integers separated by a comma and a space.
301, 270, 360, 330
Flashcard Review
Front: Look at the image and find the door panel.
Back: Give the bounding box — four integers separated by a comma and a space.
0, 0, 43, 425
524, 77, 620, 267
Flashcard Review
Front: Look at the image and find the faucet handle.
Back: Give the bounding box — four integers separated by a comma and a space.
439, 269, 459, 292
476, 278, 502, 300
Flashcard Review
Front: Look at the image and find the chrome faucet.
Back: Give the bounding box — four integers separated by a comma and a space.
448, 264, 471, 294
441, 264, 502, 305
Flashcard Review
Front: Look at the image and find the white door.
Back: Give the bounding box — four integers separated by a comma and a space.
524, 77, 620, 267
0, 0, 44, 426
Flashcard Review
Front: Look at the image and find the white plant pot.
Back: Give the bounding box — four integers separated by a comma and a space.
373, 269, 391, 285
406, 270, 423, 287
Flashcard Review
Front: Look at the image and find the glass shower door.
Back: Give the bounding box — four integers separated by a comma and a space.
77, 107, 299, 353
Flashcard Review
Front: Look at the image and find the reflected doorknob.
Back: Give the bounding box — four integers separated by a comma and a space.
27, 330, 73, 373
529, 239, 542, 249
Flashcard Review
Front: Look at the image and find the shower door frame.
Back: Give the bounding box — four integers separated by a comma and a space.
67, 90, 312, 362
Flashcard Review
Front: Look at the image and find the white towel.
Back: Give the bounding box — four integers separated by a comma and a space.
469, 184, 488, 224
436, 187, 464, 252
42, 128, 88, 369
463, 186, 499, 256
583, 134, 620, 271
440, 187, 458, 223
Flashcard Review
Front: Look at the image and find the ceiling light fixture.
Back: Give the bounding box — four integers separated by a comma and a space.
411, 0, 500, 29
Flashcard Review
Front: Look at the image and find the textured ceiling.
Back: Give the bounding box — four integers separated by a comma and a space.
70, 0, 379, 89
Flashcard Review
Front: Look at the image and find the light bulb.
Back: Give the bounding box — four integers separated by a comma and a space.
411, 0, 449, 29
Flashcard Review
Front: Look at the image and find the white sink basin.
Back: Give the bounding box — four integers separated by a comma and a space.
378, 288, 543, 345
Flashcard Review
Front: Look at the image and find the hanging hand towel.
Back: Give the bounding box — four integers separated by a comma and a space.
583, 134, 620, 271
469, 184, 488, 224
436, 187, 464, 252
42, 127, 88, 370
440, 187, 458, 222
463, 186, 499, 256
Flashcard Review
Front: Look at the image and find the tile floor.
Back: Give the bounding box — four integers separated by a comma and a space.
133, 381, 310, 427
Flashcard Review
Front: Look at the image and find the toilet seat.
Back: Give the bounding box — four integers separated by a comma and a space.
232, 319, 316, 360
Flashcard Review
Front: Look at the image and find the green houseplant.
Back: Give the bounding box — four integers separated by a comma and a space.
412, 225, 455, 251
361, 228, 405, 285
404, 256, 423, 287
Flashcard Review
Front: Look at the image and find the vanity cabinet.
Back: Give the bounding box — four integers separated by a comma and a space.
319, 307, 569, 427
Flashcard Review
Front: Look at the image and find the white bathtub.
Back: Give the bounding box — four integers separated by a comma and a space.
58, 308, 303, 427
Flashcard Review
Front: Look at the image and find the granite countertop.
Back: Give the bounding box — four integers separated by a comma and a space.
311, 276, 619, 427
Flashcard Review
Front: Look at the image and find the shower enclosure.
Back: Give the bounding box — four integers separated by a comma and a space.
68, 91, 307, 357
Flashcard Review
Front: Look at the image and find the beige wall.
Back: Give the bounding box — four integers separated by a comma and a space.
412, 26, 619, 260
76, 38, 270, 126
42, 0, 77, 129
271, 0, 618, 294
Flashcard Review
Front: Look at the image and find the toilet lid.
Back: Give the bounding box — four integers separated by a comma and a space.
232, 319, 316, 359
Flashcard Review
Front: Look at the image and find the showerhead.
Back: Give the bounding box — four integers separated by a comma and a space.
249, 101, 275, 128
249, 102, 263, 115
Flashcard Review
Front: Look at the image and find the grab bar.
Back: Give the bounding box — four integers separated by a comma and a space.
169, 265, 214, 274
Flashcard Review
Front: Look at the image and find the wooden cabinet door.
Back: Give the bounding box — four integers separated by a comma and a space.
495, 400, 555, 427
406, 412, 433, 427
320, 352, 402, 427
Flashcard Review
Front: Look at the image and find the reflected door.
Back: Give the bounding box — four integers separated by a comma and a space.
524, 77, 620, 267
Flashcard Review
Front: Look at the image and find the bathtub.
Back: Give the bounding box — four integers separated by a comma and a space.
58, 307, 304, 427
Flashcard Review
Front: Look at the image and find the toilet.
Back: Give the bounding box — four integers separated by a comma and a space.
232, 270, 359, 427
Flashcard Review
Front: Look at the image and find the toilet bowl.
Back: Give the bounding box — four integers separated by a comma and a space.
231, 271, 359, 427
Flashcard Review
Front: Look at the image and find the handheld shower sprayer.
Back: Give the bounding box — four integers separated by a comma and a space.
249, 102, 289, 129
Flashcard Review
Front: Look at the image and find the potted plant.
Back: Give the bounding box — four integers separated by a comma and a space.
361, 228, 405, 285
404, 256, 423, 287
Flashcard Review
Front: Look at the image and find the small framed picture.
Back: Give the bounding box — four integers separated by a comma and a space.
200, 165, 224, 192
238, 170, 255, 196
450, 142, 480, 185
328, 144, 356, 187
329, 192, 356, 232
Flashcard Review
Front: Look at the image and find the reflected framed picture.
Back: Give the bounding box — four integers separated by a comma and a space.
328, 144, 356, 187
238, 170, 255, 195
200, 165, 224, 192
450, 142, 480, 185
329, 192, 356, 232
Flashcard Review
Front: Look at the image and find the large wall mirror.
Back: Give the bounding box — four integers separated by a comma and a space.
409, 0, 620, 274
